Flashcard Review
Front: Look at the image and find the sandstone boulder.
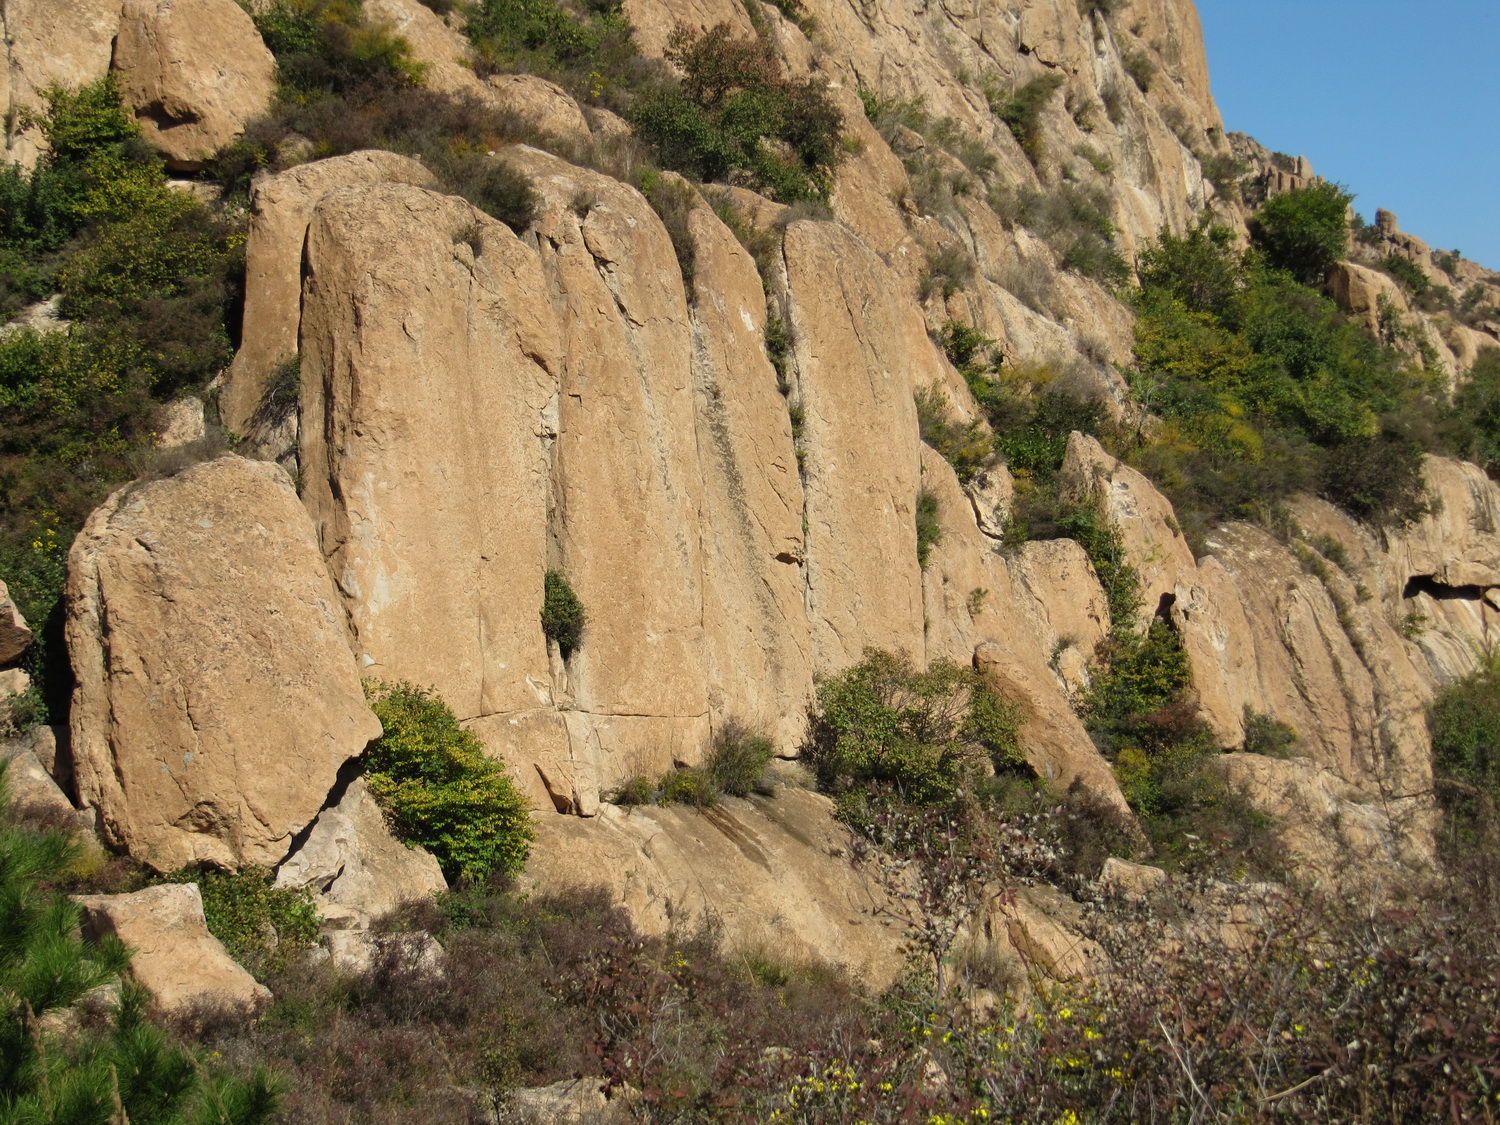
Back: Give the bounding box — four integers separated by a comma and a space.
0, 0, 123, 168
507, 1077, 630, 1125
1100, 856, 1168, 899
0, 739, 84, 828
485, 74, 592, 141
323, 929, 445, 979
0, 578, 33, 665
222, 151, 435, 436
113, 0, 277, 170
74, 884, 270, 1019
67, 456, 381, 871
276, 777, 447, 930
524, 789, 907, 985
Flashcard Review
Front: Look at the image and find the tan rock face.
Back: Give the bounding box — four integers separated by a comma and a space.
275, 777, 447, 930
112, 0, 276, 170
221, 151, 435, 437
0, 579, 32, 665
67, 456, 380, 871
74, 884, 271, 1019
782, 219, 927, 673
524, 788, 908, 985
485, 74, 593, 142
0, 0, 123, 168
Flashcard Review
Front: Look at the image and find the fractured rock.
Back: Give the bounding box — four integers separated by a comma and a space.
67, 455, 381, 871
74, 884, 270, 1020
0, 578, 33, 665
276, 777, 447, 930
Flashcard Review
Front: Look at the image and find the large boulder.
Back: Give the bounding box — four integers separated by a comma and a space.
74, 884, 270, 1020
0, 578, 32, 665
276, 778, 447, 930
67, 455, 381, 871
112, 0, 277, 170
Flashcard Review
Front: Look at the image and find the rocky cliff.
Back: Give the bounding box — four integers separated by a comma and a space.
4, 0, 1499, 982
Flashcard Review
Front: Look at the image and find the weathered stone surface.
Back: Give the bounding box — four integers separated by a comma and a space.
157, 397, 206, 449
0, 741, 82, 827
1100, 856, 1168, 899
686, 189, 814, 752
113, 0, 276, 169
525, 789, 908, 985
323, 929, 445, 978
67, 456, 380, 871
0, 578, 32, 665
299, 181, 560, 729
485, 73, 592, 141
276, 778, 447, 930
1009, 538, 1111, 691
995, 886, 1100, 982
223, 151, 435, 436
0, 0, 123, 168
1328, 261, 1407, 337
783, 219, 927, 673
362, 0, 476, 97
74, 884, 270, 1018
508, 1078, 631, 1125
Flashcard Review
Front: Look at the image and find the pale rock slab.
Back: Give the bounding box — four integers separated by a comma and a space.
0, 741, 84, 828
686, 188, 814, 752
299, 181, 560, 729
66, 456, 380, 871
1008, 538, 1111, 692
508, 1077, 630, 1125
1100, 856, 1168, 899
222, 151, 435, 437
74, 884, 270, 1019
783, 219, 928, 673
276, 777, 447, 930
485, 74, 592, 142
113, 0, 276, 170
323, 929, 445, 978
524, 789, 908, 985
0, 578, 32, 664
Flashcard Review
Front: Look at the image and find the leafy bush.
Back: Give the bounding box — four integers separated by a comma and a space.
540, 568, 586, 655
656, 766, 718, 808
1447, 347, 1500, 473
805, 650, 1023, 809
988, 73, 1064, 165
1429, 654, 1500, 833
704, 719, 775, 798
1381, 251, 1430, 295
1121, 48, 1156, 92
915, 488, 942, 568
1242, 706, 1298, 758
179, 865, 319, 979
1248, 180, 1352, 285
918, 244, 975, 301
251, 0, 426, 94
364, 682, 534, 883
991, 182, 1129, 285
915, 386, 990, 484
629, 24, 845, 203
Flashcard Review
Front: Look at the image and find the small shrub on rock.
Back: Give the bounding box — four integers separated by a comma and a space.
704, 719, 775, 798
656, 766, 718, 808
540, 568, 587, 655
177, 865, 319, 979
364, 681, 534, 883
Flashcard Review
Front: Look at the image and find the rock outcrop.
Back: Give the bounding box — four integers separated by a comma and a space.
112, 0, 277, 170
66, 456, 381, 872
0, 579, 31, 665
74, 884, 271, 1020
276, 778, 448, 930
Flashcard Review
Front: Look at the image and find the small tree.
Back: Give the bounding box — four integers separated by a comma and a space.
540, 568, 587, 656
1248, 181, 1352, 285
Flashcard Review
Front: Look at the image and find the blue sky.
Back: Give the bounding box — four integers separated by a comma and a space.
1194, 0, 1500, 270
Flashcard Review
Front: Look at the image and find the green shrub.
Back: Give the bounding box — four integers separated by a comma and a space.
1429, 655, 1500, 830
1447, 347, 1500, 473
991, 182, 1129, 285
1242, 706, 1298, 758
805, 650, 1023, 808
252, 0, 426, 95
915, 488, 942, 568
540, 568, 587, 655
1381, 252, 1430, 296
1248, 181, 1352, 285
629, 24, 845, 203
704, 720, 775, 798
364, 682, 535, 883
634, 168, 698, 294
657, 766, 718, 808
180, 865, 319, 979
1122, 48, 1156, 92
609, 775, 655, 806
988, 73, 1064, 165
915, 386, 991, 484
918, 244, 975, 300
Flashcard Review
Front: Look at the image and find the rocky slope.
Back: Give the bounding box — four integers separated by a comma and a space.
3, 0, 1499, 990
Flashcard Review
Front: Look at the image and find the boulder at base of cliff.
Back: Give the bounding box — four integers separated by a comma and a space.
276, 777, 448, 930
66, 455, 382, 872
74, 884, 270, 1022
0, 578, 32, 664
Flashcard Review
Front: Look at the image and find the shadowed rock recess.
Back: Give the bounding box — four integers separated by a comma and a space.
5, 0, 1500, 1089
